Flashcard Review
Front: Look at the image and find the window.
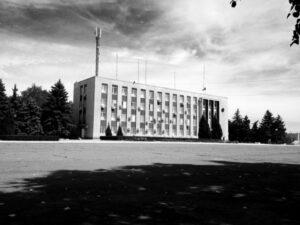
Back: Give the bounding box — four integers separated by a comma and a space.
131, 101, 137, 110
172, 105, 177, 113
122, 100, 127, 109
180, 118, 184, 125
187, 96, 191, 104
140, 115, 145, 123
101, 84, 108, 94
180, 127, 184, 136
140, 102, 145, 111
112, 85, 118, 95
172, 94, 177, 102
173, 126, 177, 136
111, 112, 117, 121
193, 119, 197, 126
100, 124, 106, 133
83, 84, 87, 94
122, 87, 128, 96
131, 88, 137, 97
101, 98, 107, 107
150, 91, 154, 99
180, 95, 184, 103
101, 111, 106, 120
193, 127, 197, 136
112, 99, 117, 109
121, 114, 127, 122
165, 93, 170, 102
165, 127, 169, 135
80, 85, 83, 95
193, 97, 197, 105
165, 116, 169, 124
165, 106, 169, 113
141, 89, 146, 98
173, 117, 177, 125
157, 92, 162, 101
149, 115, 154, 122
180, 107, 184, 114
149, 103, 154, 111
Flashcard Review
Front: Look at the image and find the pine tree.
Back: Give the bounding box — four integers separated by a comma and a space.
259, 110, 275, 143
229, 109, 243, 141
211, 116, 223, 140
42, 80, 73, 138
18, 99, 43, 135
241, 115, 251, 142
117, 125, 123, 137
198, 115, 211, 139
21, 84, 49, 108
0, 79, 13, 135
250, 120, 259, 143
105, 124, 112, 137
273, 115, 287, 144
9, 84, 22, 134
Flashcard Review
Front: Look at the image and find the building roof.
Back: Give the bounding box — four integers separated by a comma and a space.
75, 75, 228, 100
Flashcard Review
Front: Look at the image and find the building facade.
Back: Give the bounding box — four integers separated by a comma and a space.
73, 76, 228, 140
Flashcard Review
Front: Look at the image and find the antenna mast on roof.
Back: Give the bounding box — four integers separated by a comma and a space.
95, 27, 102, 77
115, 53, 118, 80
144, 59, 147, 84
137, 58, 140, 83
202, 63, 206, 92
173, 72, 176, 89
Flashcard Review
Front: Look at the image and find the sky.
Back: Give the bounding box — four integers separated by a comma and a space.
0, 0, 299, 132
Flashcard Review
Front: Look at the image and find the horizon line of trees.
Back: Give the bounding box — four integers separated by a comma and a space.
229, 109, 289, 144
0, 79, 75, 138
0, 78, 291, 144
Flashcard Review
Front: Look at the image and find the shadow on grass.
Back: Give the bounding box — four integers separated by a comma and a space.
0, 162, 300, 225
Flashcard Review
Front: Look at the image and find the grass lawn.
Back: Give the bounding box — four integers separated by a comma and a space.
0, 142, 299, 224
0, 161, 299, 225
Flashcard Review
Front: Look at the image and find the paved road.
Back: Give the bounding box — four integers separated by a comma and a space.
0, 141, 299, 192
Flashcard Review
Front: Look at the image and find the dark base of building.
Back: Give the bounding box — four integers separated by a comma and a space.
100, 136, 224, 142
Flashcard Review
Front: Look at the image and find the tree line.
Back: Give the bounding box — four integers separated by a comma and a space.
0, 79, 75, 138
228, 109, 289, 144
0, 77, 290, 143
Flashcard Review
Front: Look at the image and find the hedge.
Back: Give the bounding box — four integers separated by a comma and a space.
0, 135, 59, 141
100, 136, 223, 142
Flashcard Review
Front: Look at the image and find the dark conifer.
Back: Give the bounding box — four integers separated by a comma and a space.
9, 84, 22, 134
211, 116, 223, 140
229, 109, 243, 141
198, 115, 211, 139
42, 80, 73, 138
19, 99, 43, 135
250, 120, 259, 143
21, 84, 49, 108
117, 125, 123, 137
273, 115, 287, 144
259, 110, 275, 143
105, 124, 112, 137
0, 79, 14, 135
241, 115, 251, 142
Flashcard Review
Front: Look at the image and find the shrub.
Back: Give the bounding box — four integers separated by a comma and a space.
105, 124, 112, 137
211, 116, 223, 140
117, 126, 123, 137
198, 115, 211, 139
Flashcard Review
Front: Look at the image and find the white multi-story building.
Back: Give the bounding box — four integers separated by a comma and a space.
73, 76, 228, 140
